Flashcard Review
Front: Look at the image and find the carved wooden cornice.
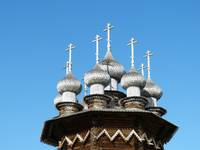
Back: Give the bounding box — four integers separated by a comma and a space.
58, 128, 162, 149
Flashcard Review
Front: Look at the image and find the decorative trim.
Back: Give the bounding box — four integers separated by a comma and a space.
58, 129, 162, 149
95, 129, 143, 142
58, 131, 90, 148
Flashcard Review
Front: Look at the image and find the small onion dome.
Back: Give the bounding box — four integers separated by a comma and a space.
53, 95, 62, 106
121, 68, 146, 89
57, 72, 82, 95
142, 79, 163, 100
84, 64, 110, 87
99, 51, 125, 82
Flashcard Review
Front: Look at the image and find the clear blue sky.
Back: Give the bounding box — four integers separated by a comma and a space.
0, 0, 199, 149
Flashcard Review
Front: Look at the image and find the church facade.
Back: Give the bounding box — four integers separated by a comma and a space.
41, 23, 177, 150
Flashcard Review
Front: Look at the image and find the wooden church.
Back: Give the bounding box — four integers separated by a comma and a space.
41, 23, 177, 150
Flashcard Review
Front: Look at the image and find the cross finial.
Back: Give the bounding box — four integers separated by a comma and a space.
92, 34, 102, 64
64, 61, 69, 75
144, 50, 153, 79
138, 63, 145, 76
104, 23, 114, 52
128, 37, 137, 68
66, 43, 75, 73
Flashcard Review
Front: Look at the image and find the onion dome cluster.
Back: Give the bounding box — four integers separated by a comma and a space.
121, 68, 146, 89
142, 79, 163, 100
84, 64, 110, 87
52, 23, 165, 114
57, 72, 82, 95
99, 51, 125, 82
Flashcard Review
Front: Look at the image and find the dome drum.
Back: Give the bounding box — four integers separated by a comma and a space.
105, 78, 118, 91
120, 96, 148, 110
127, 86, 141, 97
121, 68, 146, 97
145, 107, 167, 117
90, 84, 104, 95
55, 102, 83, 116
62, 91, 76, 103
84, 94, 111, 110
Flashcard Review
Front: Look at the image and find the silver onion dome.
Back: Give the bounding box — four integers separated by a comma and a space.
84, 64, 110, 86
142, 79, 163, 100
99, 51, 125, 82
121, 68, 146, 89
53, 95, 62, 106
57, 72, 82, 95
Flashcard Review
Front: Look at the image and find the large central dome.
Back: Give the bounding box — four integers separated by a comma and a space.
99, 51, 125, 82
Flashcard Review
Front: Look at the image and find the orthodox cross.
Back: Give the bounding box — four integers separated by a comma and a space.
92, 34, 102, 64
138, 63, 145, 76
128, 37, 137, 68
104, 23, 114, 52
66, 43, 75, 73
64, 61, 69, 75
144, 50, 153, 79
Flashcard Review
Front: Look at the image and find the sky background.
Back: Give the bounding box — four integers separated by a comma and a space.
0, 0, 199, 149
